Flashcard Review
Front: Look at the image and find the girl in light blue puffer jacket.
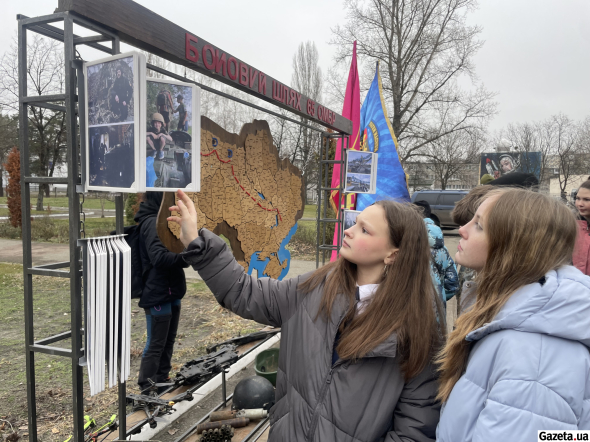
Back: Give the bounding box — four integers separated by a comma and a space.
436, 188, 590, 442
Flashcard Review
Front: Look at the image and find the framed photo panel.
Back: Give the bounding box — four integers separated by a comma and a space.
84, 52, 146, 192
141, 77, 201, 192
344, 151, 378, 194
343, 209, 361, 232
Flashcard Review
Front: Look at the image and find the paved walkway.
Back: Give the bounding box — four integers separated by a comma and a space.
0, 238, 318, 279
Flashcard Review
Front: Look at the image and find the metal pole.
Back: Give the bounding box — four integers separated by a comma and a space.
221, 370, 227, 408
18, 19, 38, 442
64, 15, 85, 442
315, 134, 323, 269
338, 135, 348, 251
321, 136, 329, 265
110, 36, 128, 441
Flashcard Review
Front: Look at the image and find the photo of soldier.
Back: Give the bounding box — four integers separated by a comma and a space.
88, 124, 135, 188
145, 80, 194, 189
146, 113, 173, 161
174, 94, 188, 132
87, 56, 135, 126
156, 88, 174, 130
110, 65, 132, 121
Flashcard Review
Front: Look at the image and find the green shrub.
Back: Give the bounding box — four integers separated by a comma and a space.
31, 216, 56, 241
125, 193, 142, 225
293, 223, 316, 247
55, 223, 70, 243
0, 221, 21, 239
89, 225, 116, 238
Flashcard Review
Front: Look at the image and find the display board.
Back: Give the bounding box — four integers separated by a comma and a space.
85, 52, 146, 192
142, 77, 201, 191
480, 151, 542, 180
344, 151, 378, 194
157, 117, 305, 280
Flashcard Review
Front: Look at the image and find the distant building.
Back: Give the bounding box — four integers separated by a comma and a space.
405, 162, 479, 192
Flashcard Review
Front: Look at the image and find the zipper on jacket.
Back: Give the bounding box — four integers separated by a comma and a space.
306, 314, 347, 442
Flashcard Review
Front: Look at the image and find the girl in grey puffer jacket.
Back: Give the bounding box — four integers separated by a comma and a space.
169, 190, 444, 442
437, 188, 590, 441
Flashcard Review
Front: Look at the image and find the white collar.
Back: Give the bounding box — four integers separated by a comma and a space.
356, 283, 379, 302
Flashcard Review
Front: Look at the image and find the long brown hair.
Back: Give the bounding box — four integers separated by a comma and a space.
437, 189, 577, 401
299, 200, 444, 380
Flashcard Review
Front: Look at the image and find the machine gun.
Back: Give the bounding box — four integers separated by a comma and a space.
206, 329, 280, 354
127, 345, 239, 431
175, 344, 239, 386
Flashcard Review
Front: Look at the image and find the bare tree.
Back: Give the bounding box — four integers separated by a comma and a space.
288, 42, 323, 203
544, 114, 586, 199
331, 0, 496, 162
143, 51, 170, 78
0, 34, 66, 210
424, 129, 482, 189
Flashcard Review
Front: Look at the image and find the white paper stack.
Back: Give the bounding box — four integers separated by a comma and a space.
84, 236, 131, 396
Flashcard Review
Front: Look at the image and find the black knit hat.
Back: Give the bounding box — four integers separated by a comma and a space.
413, 200, 431, 219
488, 172, 539, 189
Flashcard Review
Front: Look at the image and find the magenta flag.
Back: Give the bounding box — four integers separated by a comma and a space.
330, 41, 361, 261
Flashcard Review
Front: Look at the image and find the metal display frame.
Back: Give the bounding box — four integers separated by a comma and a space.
17, 10, 349, 442
316, 134, 348, 267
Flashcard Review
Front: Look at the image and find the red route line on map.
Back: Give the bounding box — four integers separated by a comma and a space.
201, 149, 283, 222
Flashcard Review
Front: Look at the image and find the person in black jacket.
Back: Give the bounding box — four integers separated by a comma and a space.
135, 192, 189, 393
109, 65, 132, 122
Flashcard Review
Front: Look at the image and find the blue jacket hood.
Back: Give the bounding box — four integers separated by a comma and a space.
466, 265, 590, 349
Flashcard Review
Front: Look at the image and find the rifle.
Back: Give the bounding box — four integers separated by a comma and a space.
206, 329, 280, 353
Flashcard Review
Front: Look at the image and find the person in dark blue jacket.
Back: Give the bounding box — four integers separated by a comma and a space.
135, 192, 189, 393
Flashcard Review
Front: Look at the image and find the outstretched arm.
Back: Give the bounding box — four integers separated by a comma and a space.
168, 190, 309, 327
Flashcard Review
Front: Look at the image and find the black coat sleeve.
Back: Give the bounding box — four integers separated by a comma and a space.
141, 217, 188, 269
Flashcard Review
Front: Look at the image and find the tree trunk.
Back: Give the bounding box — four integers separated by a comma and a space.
44, 183, 50, 197
36, 187, 44, 211
0, 167, 4, 197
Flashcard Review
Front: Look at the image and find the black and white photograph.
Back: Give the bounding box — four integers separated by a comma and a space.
143, 78, 200, 191
87, 56, 135, 126
88, 124, 136, 189
347, 151, 373, 174
345, 173, 371, 192
343, 209, 361, 232
85, 52, 145, 192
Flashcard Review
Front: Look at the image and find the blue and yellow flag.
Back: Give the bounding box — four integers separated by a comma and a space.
356, 66, 410, 210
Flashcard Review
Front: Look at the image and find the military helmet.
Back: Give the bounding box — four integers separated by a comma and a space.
151, 113, 165, 124
231, 376, 275, 411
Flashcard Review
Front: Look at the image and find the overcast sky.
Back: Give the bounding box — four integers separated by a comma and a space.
2, 0, 590, 131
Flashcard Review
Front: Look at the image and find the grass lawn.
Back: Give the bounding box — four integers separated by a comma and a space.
303, 204, 317, 219
0, 263, 260, 442
0, 197, 116, 210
